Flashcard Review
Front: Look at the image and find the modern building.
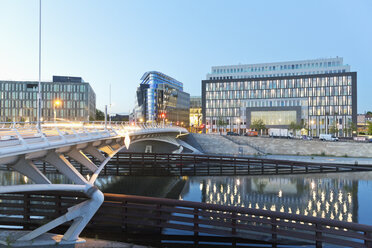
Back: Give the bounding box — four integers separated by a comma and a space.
0, 75, 96, 122
202, 58, 357, 137
133, 71, 190, 126
207, 57, 350, 80
189, 96, 203, 132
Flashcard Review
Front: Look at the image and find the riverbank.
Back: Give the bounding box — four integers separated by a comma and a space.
190, 133, 372, 158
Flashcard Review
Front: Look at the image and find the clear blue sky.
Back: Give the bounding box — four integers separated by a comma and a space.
0, 0, 371, 113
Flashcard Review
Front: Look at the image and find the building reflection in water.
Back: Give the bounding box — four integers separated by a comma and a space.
184, 176, 358, 223
1, 170, 359, 224
0, 170, 72, 185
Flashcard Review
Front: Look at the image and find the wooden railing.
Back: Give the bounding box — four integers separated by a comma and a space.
1, 192, 372, 247
3, 153, 371, 177
104, 153, 372, 176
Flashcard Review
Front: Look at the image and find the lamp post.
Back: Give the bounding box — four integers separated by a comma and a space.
37, 0, 42, 130
53, 100, 61, 123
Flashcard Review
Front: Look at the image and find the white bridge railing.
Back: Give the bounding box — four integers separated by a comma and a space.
0, 121, 186, 156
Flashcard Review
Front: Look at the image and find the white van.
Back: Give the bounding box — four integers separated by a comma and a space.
319, 134, 339, 141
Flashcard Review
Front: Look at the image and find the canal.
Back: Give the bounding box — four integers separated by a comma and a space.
2, 169, 372, 226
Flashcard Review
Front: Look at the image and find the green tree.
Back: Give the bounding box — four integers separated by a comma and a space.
289, 121, 301, 133
368, 121, 372, 135
251, 119, 266, 133
329, 124, 338, 135
217, 118, 228, 133
95, 109, 105, 120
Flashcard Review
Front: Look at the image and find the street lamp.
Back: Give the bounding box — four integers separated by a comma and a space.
54, 100, 61, 123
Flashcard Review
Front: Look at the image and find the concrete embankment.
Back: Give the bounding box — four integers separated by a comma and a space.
190, 133, 372, 158
190, 133, 261, 155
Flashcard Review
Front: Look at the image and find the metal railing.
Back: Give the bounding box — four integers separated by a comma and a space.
0, 121, 186, 156
1, 191, 372, 247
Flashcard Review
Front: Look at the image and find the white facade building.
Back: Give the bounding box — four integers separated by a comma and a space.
207, 57, 350, 80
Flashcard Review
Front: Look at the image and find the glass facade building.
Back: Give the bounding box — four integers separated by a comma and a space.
133, 71, 190, 126
189, 96, 202, 131
0, 76, 96, 122
202, 71, 357, 137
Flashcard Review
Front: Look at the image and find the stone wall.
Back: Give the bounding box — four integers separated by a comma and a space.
191, 134, 372, 157
190, 133, 260, 155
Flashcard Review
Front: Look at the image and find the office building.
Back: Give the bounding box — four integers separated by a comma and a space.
207, 57, 350, 80
189, 96, 202, 131
133, 71, 190, 126
0, 76, 96, 122
202, 58, 357, 137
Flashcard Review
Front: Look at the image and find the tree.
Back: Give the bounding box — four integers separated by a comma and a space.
368, 121, 372, 135
217, 118, 228, 134
329, 124, 338, 135
95, 109, 105, 121
289, 121, 301, 133
251, 119, 266, 133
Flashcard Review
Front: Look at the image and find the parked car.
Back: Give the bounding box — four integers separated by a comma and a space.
268, 128, 293, 138
227, 131, 239, 136
319, 134, 339, 141
302, 135, 313, 140
244, 130, 258, 137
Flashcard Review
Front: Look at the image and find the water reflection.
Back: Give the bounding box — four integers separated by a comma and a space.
182, 175, 358, 223
0, 170, 71, 185
1, 169, 369, 225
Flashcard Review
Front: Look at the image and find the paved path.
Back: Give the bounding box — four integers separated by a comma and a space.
262, 154, 372, 165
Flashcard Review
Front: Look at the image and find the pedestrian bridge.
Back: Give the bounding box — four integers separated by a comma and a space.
0, 121, 188, 247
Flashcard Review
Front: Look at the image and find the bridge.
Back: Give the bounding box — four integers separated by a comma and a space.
0, 121, 188, 247
2, 122, 372, 247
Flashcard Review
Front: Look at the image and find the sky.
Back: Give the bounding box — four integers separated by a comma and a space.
0, 0, 371, 114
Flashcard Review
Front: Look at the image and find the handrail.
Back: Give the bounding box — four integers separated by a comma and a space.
104, 193, 372, 233
1, 191, 371, 247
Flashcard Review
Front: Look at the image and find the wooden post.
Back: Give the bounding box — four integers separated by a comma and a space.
316, 223, 322, 248
364, 231, 372, 247
167, 154, 170, 174
154, 154, 157, 176
23, 193, 30, 230
207, 156, 210, 175
194, 155, 197, 176
271, 218, 277, 248
194, 208, 199, 245
180, 154, 183, 176
116, 153, 119, 175
142, 153, 145, 175
129, 153, 132, 175
220, 157, 223, 175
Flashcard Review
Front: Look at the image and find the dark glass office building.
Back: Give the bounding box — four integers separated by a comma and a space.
0, 76, 96, 122
202, 72, 357, 137
133, 71, 190, 126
